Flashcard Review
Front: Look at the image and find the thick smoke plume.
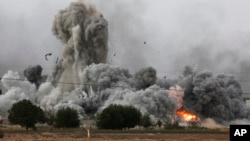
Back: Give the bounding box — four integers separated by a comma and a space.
50, 1, 108, 92
179, 66, 250, 124
0, 0, 250, 127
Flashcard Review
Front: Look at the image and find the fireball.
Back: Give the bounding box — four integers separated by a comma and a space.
176, 107, 198, 122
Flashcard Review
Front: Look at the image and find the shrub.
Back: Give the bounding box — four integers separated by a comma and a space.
45, 110, 55, 126
0, 130, 3, 138
54, 107, 80, 128
164, 120, 184, 130
96, 104, 141, 129
140, 114, 152, 128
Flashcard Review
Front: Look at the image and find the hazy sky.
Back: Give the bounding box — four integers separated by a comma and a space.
1, 0, 250, 84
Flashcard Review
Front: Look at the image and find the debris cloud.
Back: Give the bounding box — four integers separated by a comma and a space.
0, 0, 250, 126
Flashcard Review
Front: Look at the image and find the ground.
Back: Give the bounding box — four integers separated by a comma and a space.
2, 133, 229, 141
0, 129, 229, 141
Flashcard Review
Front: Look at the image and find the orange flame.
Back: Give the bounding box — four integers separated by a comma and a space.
176, 108, 197, 122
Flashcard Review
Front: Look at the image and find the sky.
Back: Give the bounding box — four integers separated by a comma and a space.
1, 0, 250, 91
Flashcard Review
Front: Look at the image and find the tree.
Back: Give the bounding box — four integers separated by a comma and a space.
0, 130, 3, 138
157, 120, 162, 128
96, 104, 141, 129
140, 114, 152, 128
54, 107, 80, 128
44, 110, 55, 126
8, 99, 46, 131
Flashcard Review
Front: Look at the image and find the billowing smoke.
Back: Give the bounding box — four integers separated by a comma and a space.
133, 67, 157, 90
23, 65, 44, 88
179, 66, 250, 124
80, 63, 132, 92
0, 64, 177, 121
50, 1, 108, 92
0, 71, 36, 115
0, 0, 250, 127
0, 1, 177, 122
100, 85, 177, 120
78, 64, 176, 118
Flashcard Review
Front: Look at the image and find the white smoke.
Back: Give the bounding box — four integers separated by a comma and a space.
1, 0, 250, 126
200, 118, 225, 129
0, 71, 87, 118
0, 71, 36, 115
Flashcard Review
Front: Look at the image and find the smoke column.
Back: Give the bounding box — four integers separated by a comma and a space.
0, 0, 250, 126
50, 1, 108, 92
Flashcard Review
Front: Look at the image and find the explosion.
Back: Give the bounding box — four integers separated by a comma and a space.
169, 85, 198, 123
0, 0, 250, 127
50, 1, 108, 92
176, 107, 198, 123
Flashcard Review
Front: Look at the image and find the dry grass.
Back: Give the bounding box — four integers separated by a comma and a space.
0, 126, 229, 141
0, 131, 229, 141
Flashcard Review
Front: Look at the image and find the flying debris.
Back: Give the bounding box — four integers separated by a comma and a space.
45, 53, 52, 61
0, 0, 250, 127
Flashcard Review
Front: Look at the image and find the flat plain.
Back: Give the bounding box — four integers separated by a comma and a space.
0, 128, 229, 141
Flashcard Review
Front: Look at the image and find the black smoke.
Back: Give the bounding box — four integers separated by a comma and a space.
23, 65, 44, 88
179, 66, 250, 124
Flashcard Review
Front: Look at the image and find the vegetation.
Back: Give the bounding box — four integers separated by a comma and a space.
44, 110, 55, 126
164, 121, 185, 130
157, 120, 162, 128
8, 99, 46, 131
0, 130, 3, 138
96, 104, 141, 129
140, 114, 152, 128
54, 107, 80, 128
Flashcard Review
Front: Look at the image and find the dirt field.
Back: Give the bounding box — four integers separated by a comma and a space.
1, 132, 229, 141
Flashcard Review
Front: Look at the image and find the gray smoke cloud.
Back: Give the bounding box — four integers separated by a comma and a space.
80, 63, 132, 92
92, 0, 250, 98
1, 0, 250, 126
50, 1, 108, 92
0, 1, 177, 123
133, 67, 157, 90
100, 85, 177, 119
23, 65, 44, 88
179, 67, 250, 124
78, 63, 176, 118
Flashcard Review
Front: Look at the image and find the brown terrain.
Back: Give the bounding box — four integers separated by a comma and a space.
0, 129, 229, 141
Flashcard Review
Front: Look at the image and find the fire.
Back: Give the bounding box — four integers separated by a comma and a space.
176, 107, 198, 122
